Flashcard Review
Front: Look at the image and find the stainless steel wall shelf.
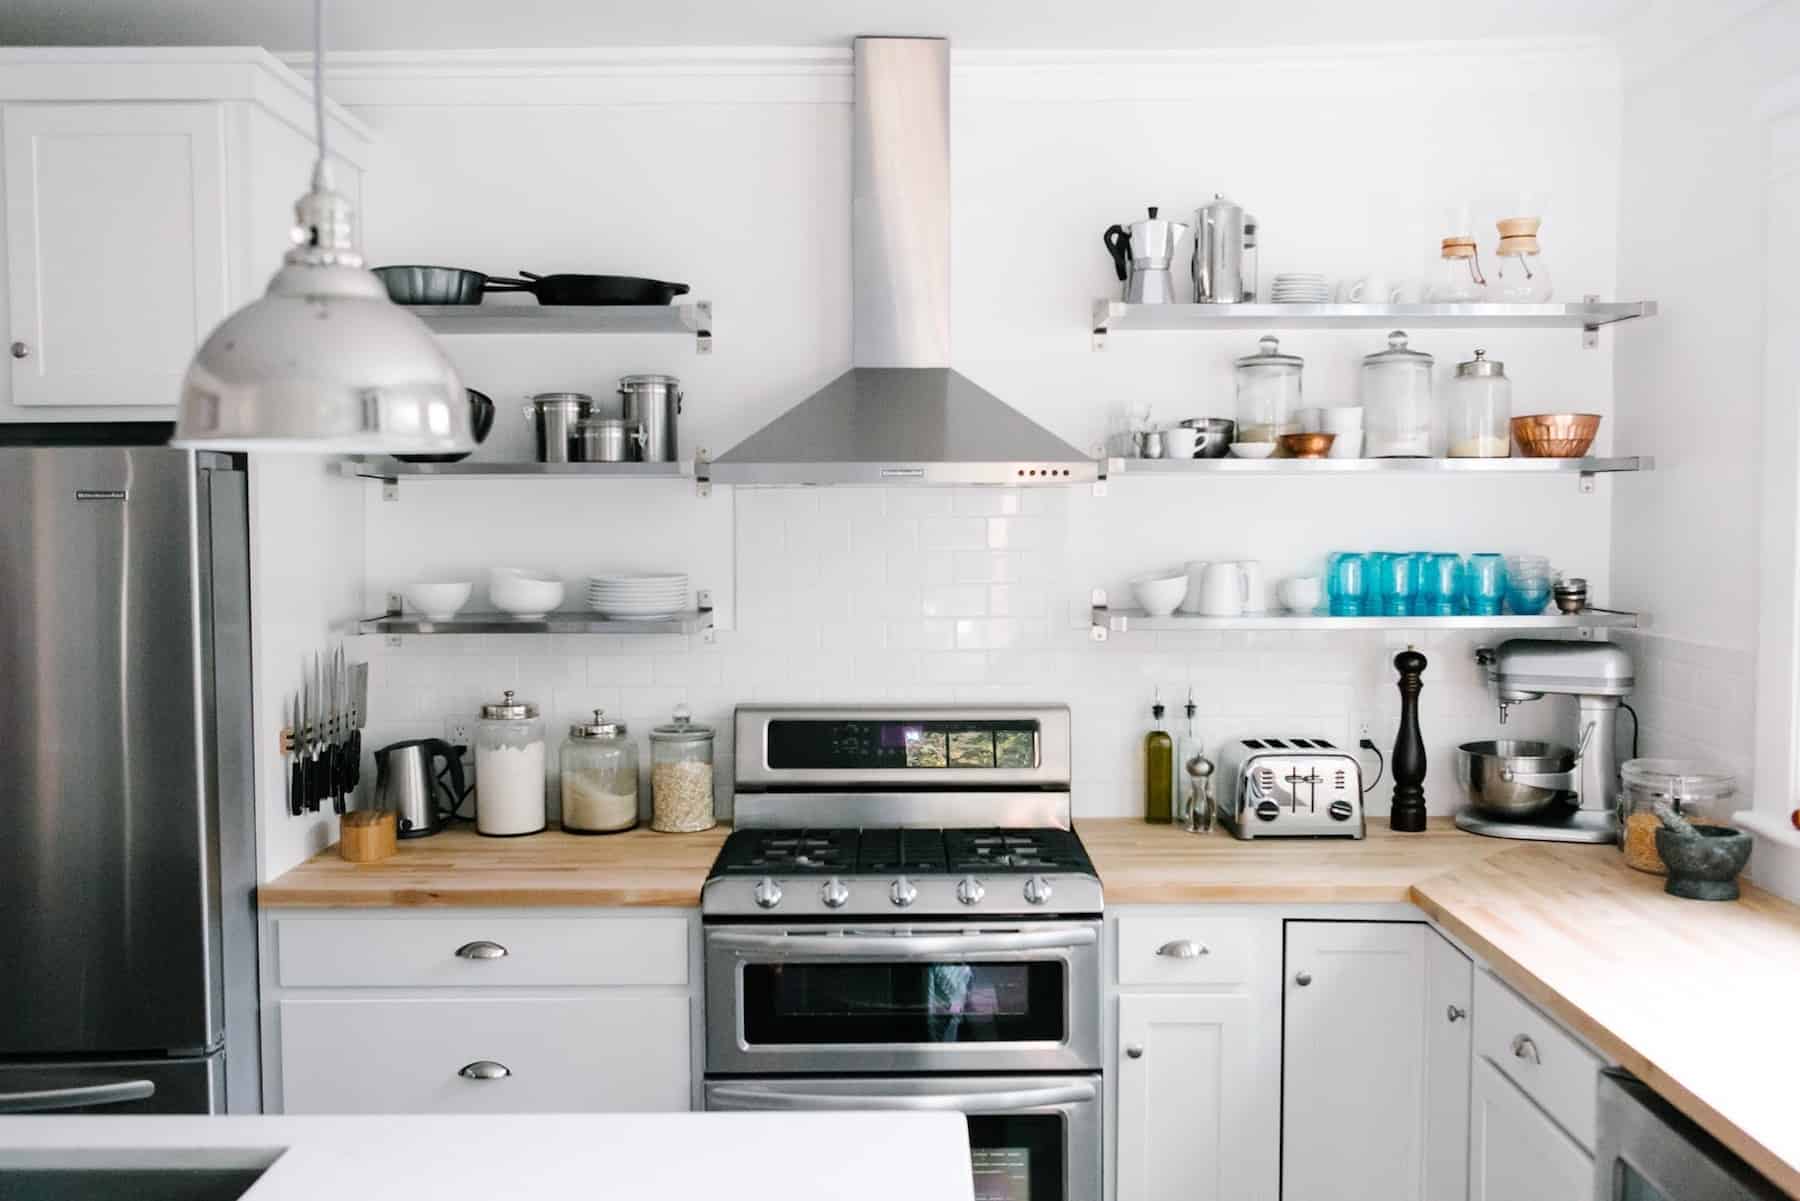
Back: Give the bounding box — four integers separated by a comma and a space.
1088, 591, 1639, 641
1090, 299, 1656, 349
1105, 455, 1649, 492
359, 592, 715, 640
404, 301, 712, 352
341, 454, 712, 495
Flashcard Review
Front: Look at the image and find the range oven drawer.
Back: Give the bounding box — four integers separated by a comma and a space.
704, 921, 1103, 1076
705, 1074, 1101, 1201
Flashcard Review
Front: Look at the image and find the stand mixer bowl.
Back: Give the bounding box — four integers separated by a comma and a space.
1456, 739, 1578, 818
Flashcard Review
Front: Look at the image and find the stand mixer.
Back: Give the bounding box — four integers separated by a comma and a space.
1454, 639, 1634, 843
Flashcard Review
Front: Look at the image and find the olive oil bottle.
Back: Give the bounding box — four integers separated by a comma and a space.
1144, 692, 1173, 823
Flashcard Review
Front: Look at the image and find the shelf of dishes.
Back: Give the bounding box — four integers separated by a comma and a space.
358, 608, 715, 637
362, 573, 713, 638
404, 301, 712, 351
341, 456, 704, 482
1090, 299, 1656, 348
1088, 594, 1639, 639
1104, 455, 1649, 477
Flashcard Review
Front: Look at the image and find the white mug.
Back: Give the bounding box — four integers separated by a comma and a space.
1326, 430, 1365, 459
1178, 560, 1211, 614
1391, 279, 1425, 304
1197, 562, 1248, 617
1279, 576, 1324, 614
1346, 274, 1399, 304
1237, 559, 1267, 614
1163, 426, 1200, 459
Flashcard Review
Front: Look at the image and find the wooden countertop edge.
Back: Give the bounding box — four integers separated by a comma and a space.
1099, 882, 1417, 904
1410, 876, 1800, 1201
256, 884, 706, 908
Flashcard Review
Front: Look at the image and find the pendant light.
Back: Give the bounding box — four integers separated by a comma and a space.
173, 0, 471, 454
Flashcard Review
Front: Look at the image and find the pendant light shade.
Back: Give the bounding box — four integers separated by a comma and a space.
172, 0, 472, 455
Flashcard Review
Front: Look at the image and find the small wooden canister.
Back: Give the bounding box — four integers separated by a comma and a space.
339, 810, 398, 863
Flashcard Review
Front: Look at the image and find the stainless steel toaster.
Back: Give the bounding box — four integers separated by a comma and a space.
1217, 737, 1365, 839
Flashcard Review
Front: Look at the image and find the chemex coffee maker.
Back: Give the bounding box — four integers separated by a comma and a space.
1454, 639, 1634, 843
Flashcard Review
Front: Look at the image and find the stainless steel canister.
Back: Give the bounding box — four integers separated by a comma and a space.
618, 374, 681, 463
525, 392, 592, 463
572, 417, 637, 463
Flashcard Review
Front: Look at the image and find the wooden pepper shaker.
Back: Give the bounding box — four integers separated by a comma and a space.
1390, 649, 1428, 832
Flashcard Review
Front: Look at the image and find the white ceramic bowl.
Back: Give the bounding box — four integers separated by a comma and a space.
1230, 442, 1278, 460
1278, 576, 1324, 614
1131, 572, 1190, 618
404, 580, 472, 622
489, 570, 565, 618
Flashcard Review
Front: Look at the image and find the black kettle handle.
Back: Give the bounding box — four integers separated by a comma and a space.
421, 738, 467, 822
1103, 225, 1131, 282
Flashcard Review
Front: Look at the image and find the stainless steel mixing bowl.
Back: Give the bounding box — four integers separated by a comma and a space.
1456, 739, 1578, 817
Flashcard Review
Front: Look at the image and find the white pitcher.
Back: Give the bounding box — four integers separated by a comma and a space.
1197, 562, 1249, 617
1238, 560, 1267, 614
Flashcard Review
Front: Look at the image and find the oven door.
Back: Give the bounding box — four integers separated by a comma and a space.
705, 1074, 1101, 1201
705, 922, 1102, 1075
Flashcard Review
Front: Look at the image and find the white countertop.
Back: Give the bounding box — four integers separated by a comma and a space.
0, 1112, 975, 1201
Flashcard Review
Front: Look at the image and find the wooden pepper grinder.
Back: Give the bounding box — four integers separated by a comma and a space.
1390, 648, 1428, 832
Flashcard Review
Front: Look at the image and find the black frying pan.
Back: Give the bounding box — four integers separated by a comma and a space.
484, 270, 690, 306
372, 265, 491, 305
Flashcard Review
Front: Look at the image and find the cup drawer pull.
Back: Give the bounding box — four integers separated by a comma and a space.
455, 940, 509, 960
1511, 1034, 1541, 1065
459, 1061, 512, 1080
1156, 939, 1209, 960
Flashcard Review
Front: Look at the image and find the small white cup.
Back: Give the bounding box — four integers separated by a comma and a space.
1321, 407, 1365, 459
1345, 273, 1399, 304
1392, 280, 1425, 304
1279, 576, 1324, 614
1163, 426, 1200, 459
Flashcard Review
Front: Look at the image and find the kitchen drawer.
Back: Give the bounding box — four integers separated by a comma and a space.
1473, 969, 1603, 1151
1116, 914, 1252, 986
278, 995, 690, 1114
274, 914, 688, 989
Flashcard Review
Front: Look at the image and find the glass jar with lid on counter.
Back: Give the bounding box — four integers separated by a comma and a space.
560, 709, 639, 834
475, 690, 547, 837
651, 705, 716, 832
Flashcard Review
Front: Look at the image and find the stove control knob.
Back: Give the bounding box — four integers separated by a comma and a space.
1328, 800, 1355, 822
752, 877, 783, 909
1255, 800, 1281, 822
956, 876, 986, 906
1023, 876, 1054, 906
890, 877, 918, 908
820, 877, 851, 909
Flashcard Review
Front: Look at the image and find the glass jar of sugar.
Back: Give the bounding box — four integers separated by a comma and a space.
560, 709, 639, 834
475, 690, 547, 837
650, 705, 716, 833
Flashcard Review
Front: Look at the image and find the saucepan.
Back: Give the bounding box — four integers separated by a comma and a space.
394, 390, 496, 464
1455, 734, 1585, 817
372, 265, 492, 305
484, 271, 690, 306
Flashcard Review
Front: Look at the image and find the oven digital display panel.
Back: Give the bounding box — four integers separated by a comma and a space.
765, 719, 1039, 770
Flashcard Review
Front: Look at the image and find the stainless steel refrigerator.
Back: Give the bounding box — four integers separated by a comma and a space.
0, 434, 258, 1113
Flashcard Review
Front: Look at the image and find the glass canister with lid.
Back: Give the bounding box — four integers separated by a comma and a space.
651, 704, 716, 832
560, 709, 639, 834
475, 690, 547, 837
1234, 335, 1303, 447
1361, 330, 1435, 457
1445, 349, 1512, 458
1619, 758, 1738, 873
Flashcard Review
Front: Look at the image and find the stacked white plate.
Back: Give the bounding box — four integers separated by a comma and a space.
586, 572, 690, 620
1270, 273, 1330, 303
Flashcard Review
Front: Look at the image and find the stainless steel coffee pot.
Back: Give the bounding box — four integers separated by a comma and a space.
1193, 193, 1246, 304
1104, 207, 1187, 304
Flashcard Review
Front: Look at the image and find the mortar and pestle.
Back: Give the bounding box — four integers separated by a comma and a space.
1650, 802, 1753, 901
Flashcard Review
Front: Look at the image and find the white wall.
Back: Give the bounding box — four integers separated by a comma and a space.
270, 40, 1629, 865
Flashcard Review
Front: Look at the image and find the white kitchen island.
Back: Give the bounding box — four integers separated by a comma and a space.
0, 1111, 975, 1201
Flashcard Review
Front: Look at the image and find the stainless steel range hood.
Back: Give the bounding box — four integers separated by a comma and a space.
711, 37, 1098, 487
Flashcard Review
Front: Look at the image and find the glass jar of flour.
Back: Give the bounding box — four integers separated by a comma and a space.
475, 690, 547, 837
560, 709, 639, 834
650, 705, 716, 833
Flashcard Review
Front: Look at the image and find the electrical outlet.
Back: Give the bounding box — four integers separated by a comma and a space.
1359, 721, 1371, 742
444, 718, 473, 746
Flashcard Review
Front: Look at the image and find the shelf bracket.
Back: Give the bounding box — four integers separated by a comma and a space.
1578, 470, 1597, 495
695, 449, 712, 497
382, 480, 399, 502
1582, 293, 1600, 349
1091, 300, 1120, 351
684, 302, 714, 354
697, 589, 716, 644
1090, 589, 1111, 641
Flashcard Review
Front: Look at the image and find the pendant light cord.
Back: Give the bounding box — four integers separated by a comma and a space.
310, 0, 333, 193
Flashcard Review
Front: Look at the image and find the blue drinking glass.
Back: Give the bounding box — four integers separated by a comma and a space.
1379, 552, 1416, 617
1466, 553, 1507, 617
1327, 552, 1366, 617
1420, 553, 1462, 617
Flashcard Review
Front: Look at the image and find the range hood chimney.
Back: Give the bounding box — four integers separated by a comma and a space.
711, 37, 1098, 486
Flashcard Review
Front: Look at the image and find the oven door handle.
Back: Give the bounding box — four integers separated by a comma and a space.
709, 927, 1097, 958
708, 1081, 1098, 1112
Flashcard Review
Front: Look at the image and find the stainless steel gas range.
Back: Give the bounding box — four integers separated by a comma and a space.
702, 705, 1103, 1201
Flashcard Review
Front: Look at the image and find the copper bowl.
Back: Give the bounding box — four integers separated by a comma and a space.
1512, 413, 1601, 458
1278, 432, 1336, 459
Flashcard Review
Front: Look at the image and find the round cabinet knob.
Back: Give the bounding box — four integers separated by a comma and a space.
1294, 970, 1313, 987
1255, 800, 1280, 822
9, 341, 28, 359
1328, 799, 1354, 821
752, 877, 783, 909
820, 877, 850, 909
454, 940, 508, 960
1023, 876, 1053, 906
1446, 1004, 1467, 1023
458, 1060, 511, 1080
890, 876, 918, 908
956, 876, 986, 906
1125, 1043, 1145, 1060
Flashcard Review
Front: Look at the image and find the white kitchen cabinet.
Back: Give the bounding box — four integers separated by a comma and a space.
0, 49, 371, 418
1115, 992, 1262, 1201
1468, 1057, 1592, 1201
1281, 921, 1470, 1201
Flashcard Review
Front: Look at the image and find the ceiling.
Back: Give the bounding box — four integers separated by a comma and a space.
2, 0, 1650, 52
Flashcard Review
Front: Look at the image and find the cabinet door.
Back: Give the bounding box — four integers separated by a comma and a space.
1116, 992, 1263, 1201
1469, 1058, 1592, 1201
1424, 930, 1474, 1201
1282, 921, 1429, 1201
4, 103, 226, 408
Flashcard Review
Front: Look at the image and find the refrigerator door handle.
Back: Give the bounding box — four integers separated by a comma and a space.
0, 1078, 156, 1113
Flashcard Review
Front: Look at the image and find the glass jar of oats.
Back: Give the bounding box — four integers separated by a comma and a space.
1619, 759, 1737, 874
650, 705, 716, 833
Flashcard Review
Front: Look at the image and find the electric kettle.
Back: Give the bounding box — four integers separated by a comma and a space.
1104, 206, 1187, 304
374, 738, 466, 838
